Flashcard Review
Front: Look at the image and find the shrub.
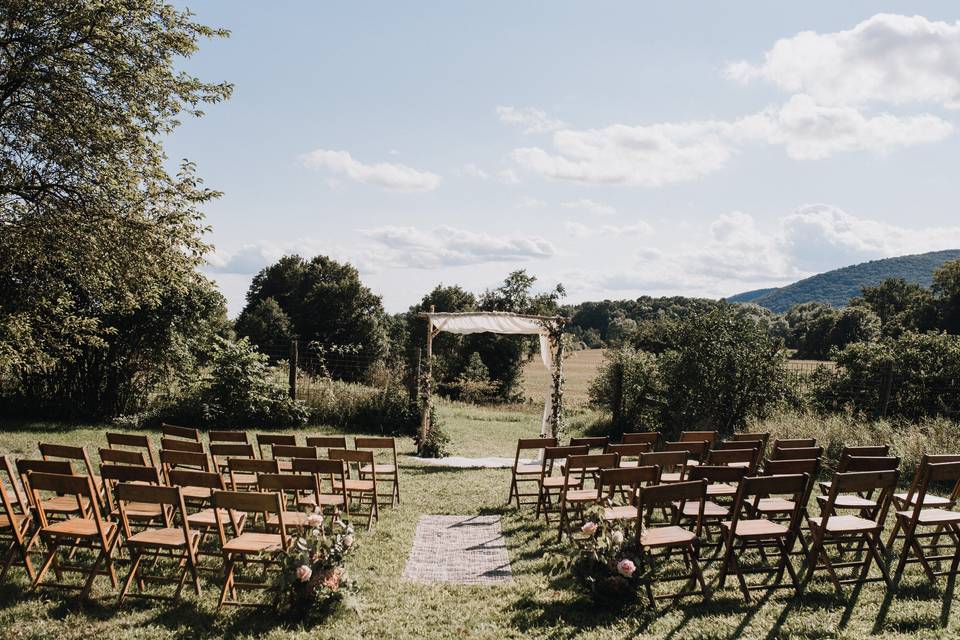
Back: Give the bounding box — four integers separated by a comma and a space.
302, 377, 419, 435
588, 347, 661, 437
156, 336, 309, 428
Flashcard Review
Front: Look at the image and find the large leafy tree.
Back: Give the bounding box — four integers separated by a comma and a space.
237, 255, 389, 379
0, 1, 232, 416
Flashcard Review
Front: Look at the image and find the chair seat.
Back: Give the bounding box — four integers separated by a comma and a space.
514, 464, 542, 475
41, 495, 89, 513
127, 527, 198, 547
123, 501, 165, 520
298, 493, 347, 507
180, 486, 213, 500
360, 464, 396, 475
266, 511, 311, 528
686, 459, 700, 467
229, 472, 258, 487
675, 499, 728, 518
187, 508, 246, 528
223, 532, 285, 554
541, 477, 581, 489
755, 498, 796, 513
728, 461, 751, 468
641, 525, 696, 547
0, 513, 24, 530
660, 472, 684, 483
706, 483, 737, 497
604, 505, 638, 521
894, 492, 952, 508
808, 514, 880, 533
333, 479, 375, 492
563, 489, 598, 502
816, 494, 876, 509
277, 460, 293, 472
722, 519, 789, 538
43, 518, 116, 539
618, 460, 639, 468
897, 508, 960, 525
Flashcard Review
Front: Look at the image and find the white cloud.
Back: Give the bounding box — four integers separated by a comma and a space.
733, 94, 953, 160
360, 225, 556, 268
205, 239, 383, 276
516, 196, 547, 209
726, 13, 960, 108
563, 220, 653, 238
457, 163, 489, 180
511, 98, 951, 185
495, 105, 566, 134
301, 149, 441, 191
496, 168, 521, 184
560, 198, 617, 216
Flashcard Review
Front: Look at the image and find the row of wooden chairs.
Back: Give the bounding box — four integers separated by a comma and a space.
0, 429, 400, 605
508, 435, 960, 605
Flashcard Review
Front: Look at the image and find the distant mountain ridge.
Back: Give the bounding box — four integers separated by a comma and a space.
727, 249, 960, 313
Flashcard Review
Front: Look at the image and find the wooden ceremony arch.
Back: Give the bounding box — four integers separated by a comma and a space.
417, 310, 565, 449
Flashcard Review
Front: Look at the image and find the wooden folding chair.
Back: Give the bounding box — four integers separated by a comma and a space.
706, 447, 759, 473
160, 449, 214, 505
28, 471, 120, 599
771, 446, 823, 461
99, 448, 149, 467
211, 490, 289, 609
641, 451, 688, 483
804, 469, 898, 594
257, 433, 298, 469
731, 431, 769, 452
680, 466, 748, 549
719, 473, 808, 601
635, 479, 709, 607
329, 449, 379, 529
39, 442, 102, 498
355, 437, 401, 507
772, 438, 816, 451
816, 456, 900, 514
99, 464, 167, 526
210, 443, 259, 491
17, 459, 86, 521
605, 443, 651, 468
756, 458, 822, 554
305, 436, 348, 456
116, 483, 201, 603
892, 460, 960, 584
227, 458, 279, 494
818, 446, 891, 493
888, 454, 960, 547
271, 444, 318, 476
209, 430, 249, 445
161, 423, 201, 442
557, 453, 618, 541
290, 458, 350, 521
106, 432, 158, 468
507, 437, 557, 509
160, 437, 205, 454
598, 465, 660, 525
622, 432, 660, 448
680, 430, 718, 457
535, 445, 589, 523
665, 440, 709, 467
569, 436, 609, 451
258, 473, 324, 531
0, 456, 34, 581
167, 468, 245, 563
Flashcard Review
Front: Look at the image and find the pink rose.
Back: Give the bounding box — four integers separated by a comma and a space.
295, 564, 312, 582
307, 513, 324, 528
616, 558, 636, 578
581, 521, 598, 536
343, 534, 354, 548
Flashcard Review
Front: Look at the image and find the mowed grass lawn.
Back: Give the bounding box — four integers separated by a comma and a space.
1, 403, 959, 640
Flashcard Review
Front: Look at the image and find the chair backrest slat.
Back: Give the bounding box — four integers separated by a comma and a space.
99, 448, 148, 467
209, 430, 249, 444
160, 438, 205, 454
161, 423, 201, 441
771, 446, 823, 461
273, 444, 318, 461
772, 438, 816, 450
621, 432, 659, 446
257, 433, 298, 459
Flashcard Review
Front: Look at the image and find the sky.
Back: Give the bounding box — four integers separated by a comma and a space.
165, 2, 960, 317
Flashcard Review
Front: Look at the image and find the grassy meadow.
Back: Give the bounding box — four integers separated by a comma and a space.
1, 399, 960, 640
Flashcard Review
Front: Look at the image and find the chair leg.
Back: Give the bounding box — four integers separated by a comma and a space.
118, 550, 143, 603
218, 556, 236, 610
30, 541, 60, 592
688, 543, 709, 599
866, 531, 892, 587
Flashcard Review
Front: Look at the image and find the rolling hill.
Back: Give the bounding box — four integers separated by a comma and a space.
727, 249, 960, 313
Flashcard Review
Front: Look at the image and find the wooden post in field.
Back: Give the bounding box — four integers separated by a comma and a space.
419, 306, 435, 449
289, 339, 298, 400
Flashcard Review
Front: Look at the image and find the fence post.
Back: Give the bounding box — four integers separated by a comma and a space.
611, 358, 624, 434
879, 362, 894, 418
289, 339, 298, 400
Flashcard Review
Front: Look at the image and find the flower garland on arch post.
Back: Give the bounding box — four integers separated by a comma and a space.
540, 317, 566, 439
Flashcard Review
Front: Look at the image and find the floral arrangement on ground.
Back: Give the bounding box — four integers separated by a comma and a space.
270, 510, 359, 621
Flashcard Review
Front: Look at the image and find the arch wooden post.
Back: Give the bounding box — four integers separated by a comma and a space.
419, 306, 436, 449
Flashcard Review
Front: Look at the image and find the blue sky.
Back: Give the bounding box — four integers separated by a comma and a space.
166, 2, 960, 316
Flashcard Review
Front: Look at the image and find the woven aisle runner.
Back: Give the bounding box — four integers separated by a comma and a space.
403, 515, 512, 584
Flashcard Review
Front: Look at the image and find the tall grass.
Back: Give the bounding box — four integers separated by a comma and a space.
748, 409, 960, 479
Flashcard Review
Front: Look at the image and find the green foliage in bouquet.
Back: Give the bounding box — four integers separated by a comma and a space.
553, 506, 648, 605
269, 513, 359, 623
